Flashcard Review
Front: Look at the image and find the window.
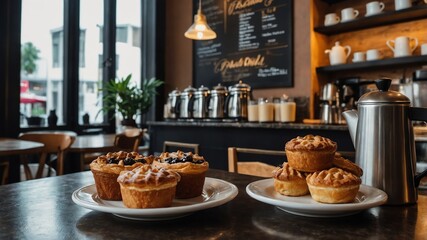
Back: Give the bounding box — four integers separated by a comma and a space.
79, 0, 104, 125
116, 26, 128, 43
20, 0, 64, 127
0, 0, 161, 134
51, 31, 62, 68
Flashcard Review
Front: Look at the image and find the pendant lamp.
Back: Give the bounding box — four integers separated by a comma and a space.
184, 0, 217, 40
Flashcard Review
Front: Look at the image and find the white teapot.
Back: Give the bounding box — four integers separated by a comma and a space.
325, 41, 352, 65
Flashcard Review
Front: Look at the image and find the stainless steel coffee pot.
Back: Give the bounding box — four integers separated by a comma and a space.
343, 78, 427, 205
208, 84, 228, 119
225, 80, 252, 120
167, 89, 181, 119
179, 86, 196, 119
192, 85, 210, 119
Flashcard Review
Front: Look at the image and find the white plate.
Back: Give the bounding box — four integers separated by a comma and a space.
72, 177, 238, 221
246, 179, 387, 218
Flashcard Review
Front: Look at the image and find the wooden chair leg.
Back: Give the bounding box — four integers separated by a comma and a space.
1, 161, 9, 185
36, 152, 47, 179
57, 152, 64, 176
21, 155, 33, 180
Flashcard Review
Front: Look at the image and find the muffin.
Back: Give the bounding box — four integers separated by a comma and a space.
273, 162, 309, 196
152, 151, 209, 199
90, 151, 153, 200
117, 165, 181, 208
306, 168, 361, 204
285, 135, 337, 172
333, 154, 363, 177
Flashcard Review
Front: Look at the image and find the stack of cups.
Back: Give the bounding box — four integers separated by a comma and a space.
280, 98, 296, 123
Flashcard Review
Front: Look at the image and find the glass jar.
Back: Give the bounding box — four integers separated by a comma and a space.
258, 98, 274, 122
273, 97, 281, 122
280, 98, 296, 122
247, 100, 259, 122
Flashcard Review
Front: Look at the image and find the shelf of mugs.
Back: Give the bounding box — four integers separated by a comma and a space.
316, 55, 427, 73
314, 5, 427, 35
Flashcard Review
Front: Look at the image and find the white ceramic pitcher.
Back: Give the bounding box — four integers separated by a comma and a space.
325, 41, 352, 65
386, 36, 418, 57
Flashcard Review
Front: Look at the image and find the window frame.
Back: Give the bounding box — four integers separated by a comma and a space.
0, 0, 164, 137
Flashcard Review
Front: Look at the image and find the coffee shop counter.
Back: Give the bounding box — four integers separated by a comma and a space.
148, 121, 353, 170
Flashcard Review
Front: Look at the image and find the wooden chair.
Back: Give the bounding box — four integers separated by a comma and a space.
19, 133, 75, 179
163, 141, 199, 154
227, 147, 286, 178
114, 128, 144, 152
80, 128, 145, 171
0, 161, 9, 185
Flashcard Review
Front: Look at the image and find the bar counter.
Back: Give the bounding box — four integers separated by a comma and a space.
148, 121, 353, 170
0, 169, 426, 239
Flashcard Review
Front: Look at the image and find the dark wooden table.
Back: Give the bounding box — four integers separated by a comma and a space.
69, 134, 117, 153
0, 169, 426, 239
0, 138, 44, 156
66, 134, 117, 173
0, 138, 44, 183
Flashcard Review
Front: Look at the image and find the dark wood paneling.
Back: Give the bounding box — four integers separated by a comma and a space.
149, 123, 354, 170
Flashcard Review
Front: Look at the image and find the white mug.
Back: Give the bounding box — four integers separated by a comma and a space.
421, 43, 427, 55
386, 36, 418, 57
324, 13, 340, 26
394, 0, 412, 11
352, 52, 365, 62
366, 49, 383, 60
366, 1, 385, 16
341, 7, 359, 22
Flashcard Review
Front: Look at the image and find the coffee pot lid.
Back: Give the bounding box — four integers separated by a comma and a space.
181, 86, 196, 96
358, 78, 410, 104
195, 85, 210, 94
169, 88, 181, 96
230, 80, 251, 92
211, 83, 227, 94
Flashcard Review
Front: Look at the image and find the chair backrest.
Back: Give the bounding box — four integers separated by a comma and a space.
114, 128, 144, 152
227, 147, 285, 178
163, 141, 200, 154
19, 133, 75, 178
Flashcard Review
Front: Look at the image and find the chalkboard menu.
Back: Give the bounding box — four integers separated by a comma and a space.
193, 0, 293, 89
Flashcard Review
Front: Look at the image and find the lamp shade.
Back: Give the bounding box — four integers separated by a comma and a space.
184, 9, 217, 40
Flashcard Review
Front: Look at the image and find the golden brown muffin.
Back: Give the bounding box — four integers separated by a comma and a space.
306, 168, 361, 204
272, 162, 309, 196
333, 154, 363, 177
152, 150, 209, 199
285, 135, 337, 172
90, 151, 151, 200
117, 165, 180, 208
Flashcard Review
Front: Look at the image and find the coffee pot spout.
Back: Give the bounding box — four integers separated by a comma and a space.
342, 109, 358, 146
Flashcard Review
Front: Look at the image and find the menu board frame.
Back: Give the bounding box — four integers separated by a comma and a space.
192, 0, 293, 89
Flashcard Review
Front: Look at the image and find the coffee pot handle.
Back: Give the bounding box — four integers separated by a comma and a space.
345, 46, 352, 59
224, 94, 231, 115
410, 37, 418, 53
386, 40, 395, 52
414, 168, 427, 188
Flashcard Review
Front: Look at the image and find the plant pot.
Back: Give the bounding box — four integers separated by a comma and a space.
121, 119, 137, 128
26, 116, 43, 126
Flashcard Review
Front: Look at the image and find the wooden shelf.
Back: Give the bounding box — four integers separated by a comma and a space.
314, 5, 427, 35
320, 0, 346, 4
316, 55, 427, 73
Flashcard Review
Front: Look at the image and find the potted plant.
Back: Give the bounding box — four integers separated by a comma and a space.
98, 74, 163, 127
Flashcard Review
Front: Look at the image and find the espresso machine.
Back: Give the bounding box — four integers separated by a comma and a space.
319, 83, 338, 124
